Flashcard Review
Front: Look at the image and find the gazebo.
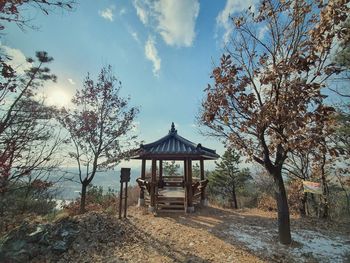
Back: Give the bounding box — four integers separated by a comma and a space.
132, 122, 219, 213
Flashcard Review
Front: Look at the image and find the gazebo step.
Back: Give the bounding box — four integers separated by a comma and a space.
158, 204, 183, 207
157, 203, 184, 207
157, 204, 184, 209
164, 182, 184, 187
157, 209, 185, 213
157, 201, 184, 205
157, 197, 184, 202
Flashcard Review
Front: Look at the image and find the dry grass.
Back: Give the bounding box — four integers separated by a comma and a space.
63, 185, 140, 216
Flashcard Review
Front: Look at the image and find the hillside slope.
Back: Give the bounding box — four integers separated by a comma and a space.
1, 206, 349, 262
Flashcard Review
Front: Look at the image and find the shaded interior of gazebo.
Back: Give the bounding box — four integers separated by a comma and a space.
132, 123, 219, 213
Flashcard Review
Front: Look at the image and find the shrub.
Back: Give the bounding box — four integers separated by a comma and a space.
0, 181, 56, 216
257, 194, 276, 212
63, 185, 139, 216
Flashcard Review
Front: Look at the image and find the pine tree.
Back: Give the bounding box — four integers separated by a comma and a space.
163, 161, 180, 176
208, 149, 251, 209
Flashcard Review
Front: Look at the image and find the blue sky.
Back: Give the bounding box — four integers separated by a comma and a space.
2, 0, 259, 169
2, 0, 347, 173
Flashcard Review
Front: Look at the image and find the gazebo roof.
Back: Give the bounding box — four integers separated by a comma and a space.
132, 122, 219, 160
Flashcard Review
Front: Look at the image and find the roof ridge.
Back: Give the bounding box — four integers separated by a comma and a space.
133, 123, 219, 160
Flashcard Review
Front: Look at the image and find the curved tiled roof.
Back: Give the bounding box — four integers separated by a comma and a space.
132, 123, 219, 160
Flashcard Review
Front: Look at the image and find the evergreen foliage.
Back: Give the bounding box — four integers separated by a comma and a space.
207, 149, 251, 209
163, 161, 180, 176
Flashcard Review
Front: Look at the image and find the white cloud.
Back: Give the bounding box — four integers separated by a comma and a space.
126, 24, 141, 44
216, 0, 257, 44
0, 44, 31, 74
154, 0, 199, 47
133, 0, 150, 25
67, 78, 76, 85
99, 5, 115, 22
144, 36, 161, 77
133, 0, 200, 47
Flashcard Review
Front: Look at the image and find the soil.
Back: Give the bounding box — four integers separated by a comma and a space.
113, 206, 265, 263
2, 205, 350, 262
116, 206, 350, 263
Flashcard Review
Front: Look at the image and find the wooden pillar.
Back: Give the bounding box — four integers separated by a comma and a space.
183, 159, 187, 211
200, 159, 204, 180
138, 159, 146, 206
200, 159, 207, 205
141, 159, 146, 180
149, 159, 157, 212
187, 159, 194, 213
159, 160, 163, 188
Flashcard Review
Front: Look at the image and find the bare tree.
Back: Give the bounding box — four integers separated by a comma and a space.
59, 66, 139, 213
0, 0, 75, 96
0, 52, 64, 215
199, 0, 348, 244
0, 0, 75, 216
0, 0, 75, 31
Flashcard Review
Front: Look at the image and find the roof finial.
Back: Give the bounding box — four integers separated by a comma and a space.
169, 122, 177, 134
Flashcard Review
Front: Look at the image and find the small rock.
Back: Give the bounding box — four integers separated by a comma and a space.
28, 225, 46, 241
52, 240, 69, 253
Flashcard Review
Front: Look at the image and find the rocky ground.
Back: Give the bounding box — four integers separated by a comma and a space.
1, 206, 349, 262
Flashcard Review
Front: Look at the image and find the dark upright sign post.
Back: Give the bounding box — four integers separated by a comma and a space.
119, 168, 131, 219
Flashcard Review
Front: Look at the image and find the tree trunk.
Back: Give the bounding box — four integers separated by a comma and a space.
300, 192, 307, 217
309, 193, 318, 216
21, 183, 32, 213
320, 153, 329, 219
337, 175, 350, 215
80, 183, 87, 214
0, 192, 4, 216
321, 175, 329, 219
231, 181, 238, 209
272, 170, 292, 245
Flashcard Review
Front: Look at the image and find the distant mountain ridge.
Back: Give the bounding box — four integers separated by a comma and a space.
50, 167, 141, 200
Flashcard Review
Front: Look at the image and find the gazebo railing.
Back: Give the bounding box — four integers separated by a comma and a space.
136, 177, 208, 211
192, 179, 208, 204
162, 176, 184, 188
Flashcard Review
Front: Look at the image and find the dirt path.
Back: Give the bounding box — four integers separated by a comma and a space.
111, 206, 350, 263
112, 206, 265, 263
18, 205, 348, 262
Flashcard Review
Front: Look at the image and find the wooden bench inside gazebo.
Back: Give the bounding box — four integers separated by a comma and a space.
132, 123, 219, 213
